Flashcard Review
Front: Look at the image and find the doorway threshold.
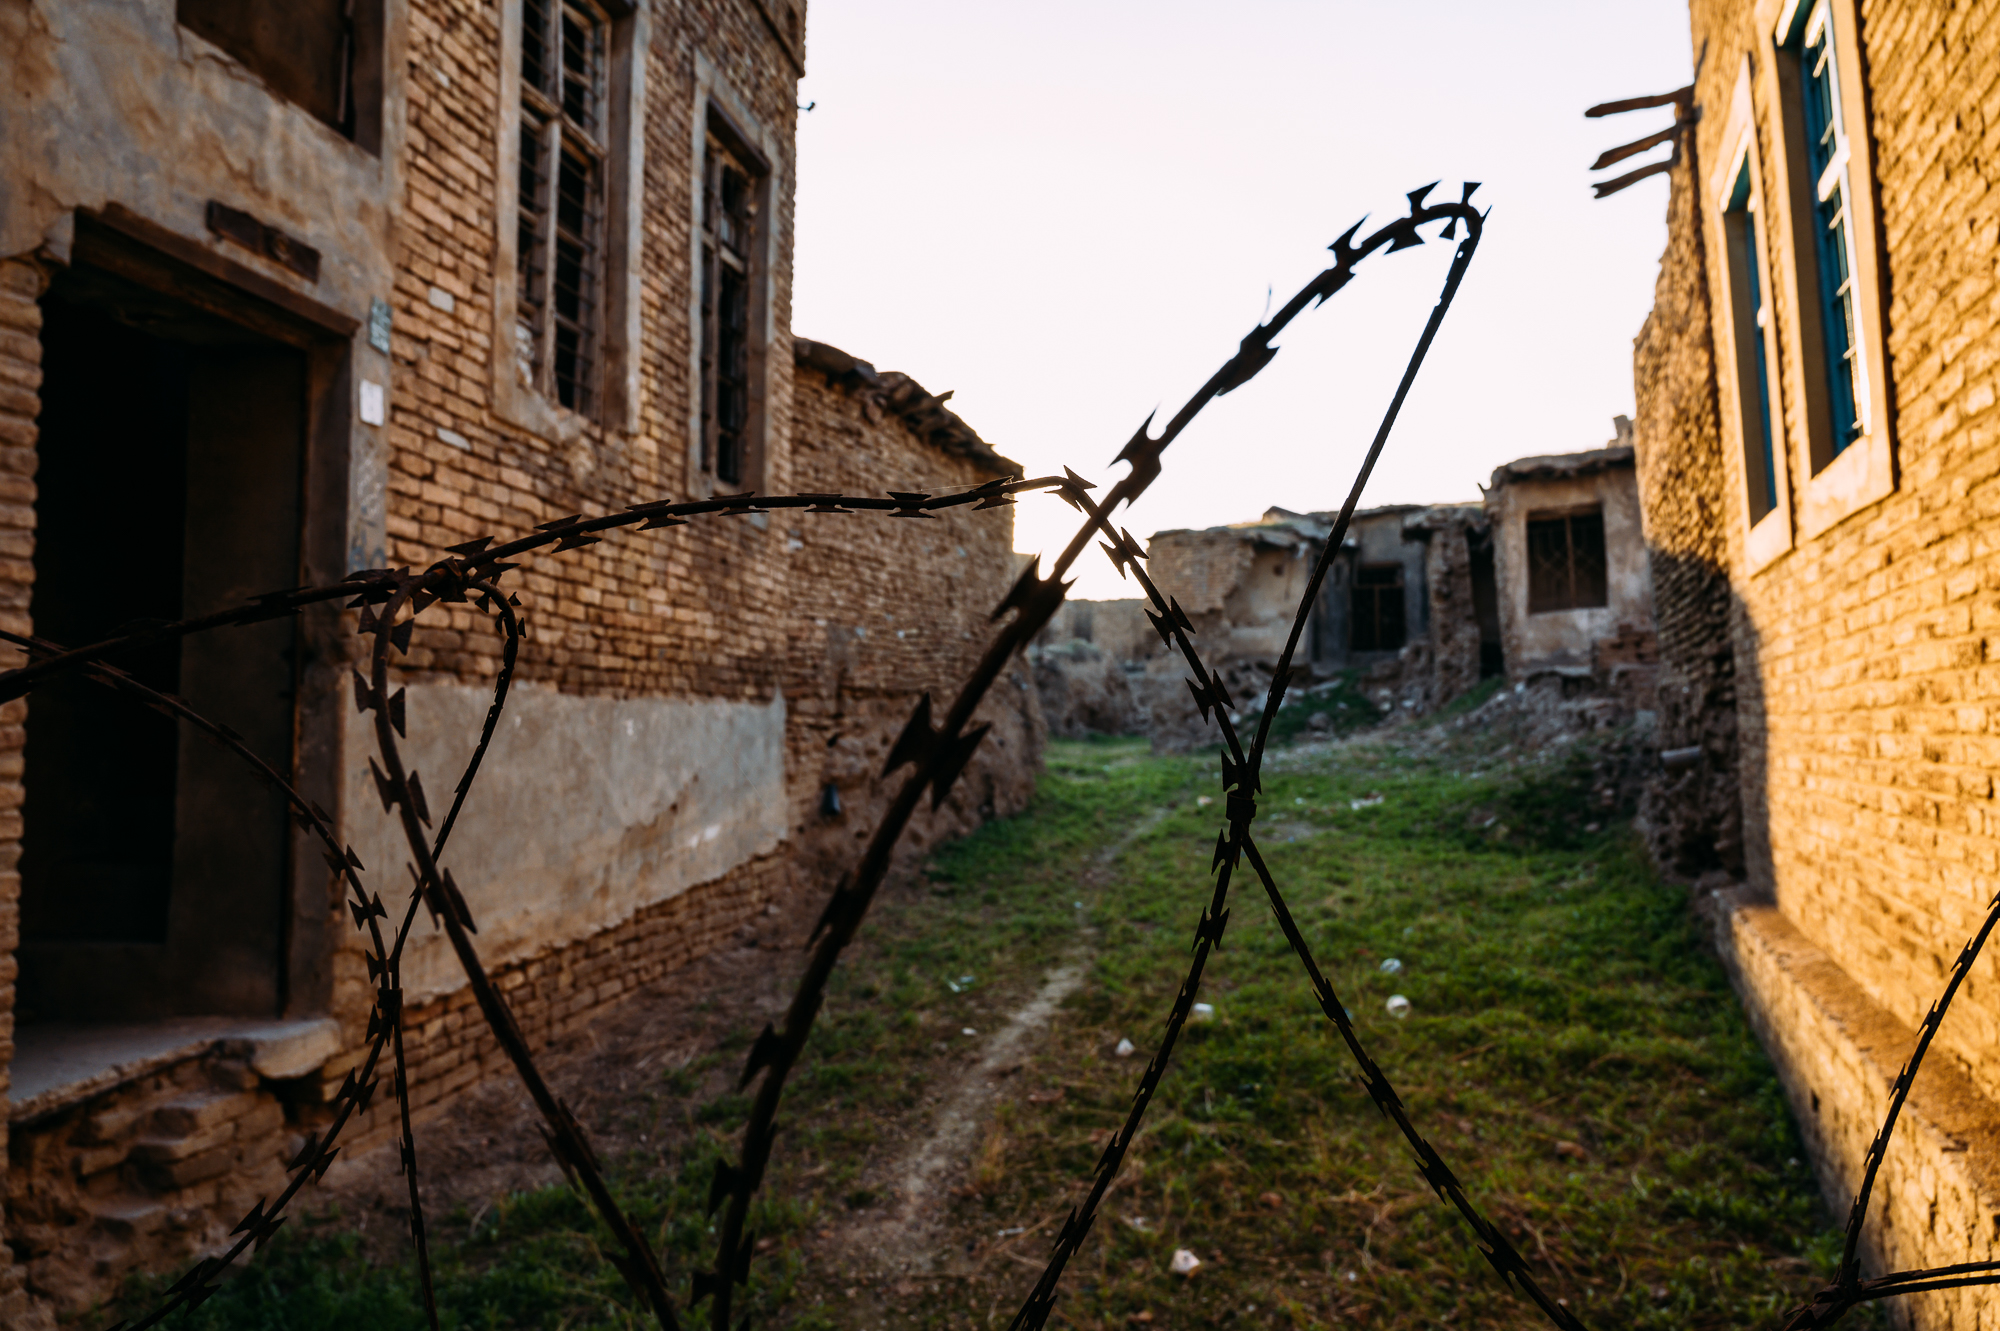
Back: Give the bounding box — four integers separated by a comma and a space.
10, 1015, 341, 1124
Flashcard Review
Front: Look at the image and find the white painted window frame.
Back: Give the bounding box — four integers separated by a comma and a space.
1709, 57, 1795, 574
1765, 0, 1894, 540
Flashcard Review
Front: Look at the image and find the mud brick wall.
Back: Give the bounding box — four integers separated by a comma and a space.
785, 354, 1045, 891
1416, 507, 1485, 707
7, 1053, 294, 1318
0, 256, 43, 1327
1629, 147, 1742, 878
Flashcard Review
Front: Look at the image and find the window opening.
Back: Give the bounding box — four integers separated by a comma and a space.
701, 135, 757, 485
517, 0, 606, 417
1724, 157, 1781, 522
178, 0, 380, 151
1526, 508, 1608, 613
1349, 563, 1406, 652
1791, 1, 1864, 458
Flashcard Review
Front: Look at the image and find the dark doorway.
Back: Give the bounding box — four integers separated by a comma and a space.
1350, 563, 1407, 653
1468, 526, 1504, 678
21, 264, 305, 1020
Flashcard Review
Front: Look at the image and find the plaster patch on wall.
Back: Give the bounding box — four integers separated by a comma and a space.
344, 683, 788, 1002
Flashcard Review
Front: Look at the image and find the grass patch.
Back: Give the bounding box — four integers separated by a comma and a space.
103, 733, 1872, 1331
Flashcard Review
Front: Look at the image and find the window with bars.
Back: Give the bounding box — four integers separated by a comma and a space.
701, 130, 760, 486
516, 0, 607, 418
1788, 0, 1866, 463
1526, 508, 1608, 614
1349, 563, 1407, 652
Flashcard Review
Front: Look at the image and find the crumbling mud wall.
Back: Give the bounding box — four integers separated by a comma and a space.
785, 340, 1044, 889
1408, 505, 1487, 709
1630, 146, 1740, 879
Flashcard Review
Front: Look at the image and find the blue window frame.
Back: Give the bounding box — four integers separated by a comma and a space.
1790, 3, 1864, 455
1725, 160, 1781, 520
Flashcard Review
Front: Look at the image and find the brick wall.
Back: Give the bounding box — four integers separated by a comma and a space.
1629, 145, 1742, 877
0, 256, 44, 1327
784, 349, 1045, 889
323, 0, 813, 1063
1624, 0, 2000, 1312
1684, 0, 2000, 1109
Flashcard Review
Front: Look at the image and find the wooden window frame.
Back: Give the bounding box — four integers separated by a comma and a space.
699, 128, 762, 487
686, 88, 774, 499
1525, 505, 1609, 615
1349, 562, 1407, 653
493, 0, 645, 444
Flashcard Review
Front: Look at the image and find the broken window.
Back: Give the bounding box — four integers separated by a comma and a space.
1526, 508, 1608, 613
517, 0, 609, 417
178, 0, 381, 150
701, 129, 761, 486
1350, 563, 1407, 652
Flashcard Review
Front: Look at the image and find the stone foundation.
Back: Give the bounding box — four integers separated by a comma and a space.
1705, 885, 2000, 1330
7, 848, 787, 1319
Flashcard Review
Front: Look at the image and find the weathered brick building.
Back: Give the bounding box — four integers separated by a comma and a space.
0, 2, 1039, 1320
1628, 0, 2000, 1318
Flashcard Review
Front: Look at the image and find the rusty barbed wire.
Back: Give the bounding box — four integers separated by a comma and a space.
7, 181, 1992, 1331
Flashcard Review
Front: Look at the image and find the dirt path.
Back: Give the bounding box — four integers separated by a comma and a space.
832, 802, 1167, 1288
839, 954, 1090, 1276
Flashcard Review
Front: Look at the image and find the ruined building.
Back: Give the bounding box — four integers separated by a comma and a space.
1625, 0, 2000, 1317
1483, 429, 1658, 706
1036, 501, 1508, 737
0, 2, 1041, 1319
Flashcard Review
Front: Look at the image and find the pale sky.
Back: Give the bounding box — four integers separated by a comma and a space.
793, 1, 1696, 599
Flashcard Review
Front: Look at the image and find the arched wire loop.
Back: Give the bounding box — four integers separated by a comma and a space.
699, 183, 1494, 1331
8, 180, 1985, 1331
6, 481, 1059, 1331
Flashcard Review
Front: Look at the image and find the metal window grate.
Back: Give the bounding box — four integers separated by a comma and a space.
518, 0, 606, 417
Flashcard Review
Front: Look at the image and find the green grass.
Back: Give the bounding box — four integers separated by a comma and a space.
102, 732, 1872, 1331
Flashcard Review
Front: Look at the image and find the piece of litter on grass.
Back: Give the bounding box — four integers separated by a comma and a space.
1350, 794, 1384, 810
996, 1226, 1026, 1237
962, 1027, 977, 1036
1114, 1037, 1137, 1057
1170, 1249, 1202, 1276
1191, 1002, 1215, 1022
1197, 795, 1213, 806
1379, 957, 1403, 975
1385, 994, 1411, 1019
1344, 1270, 1358, 1283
